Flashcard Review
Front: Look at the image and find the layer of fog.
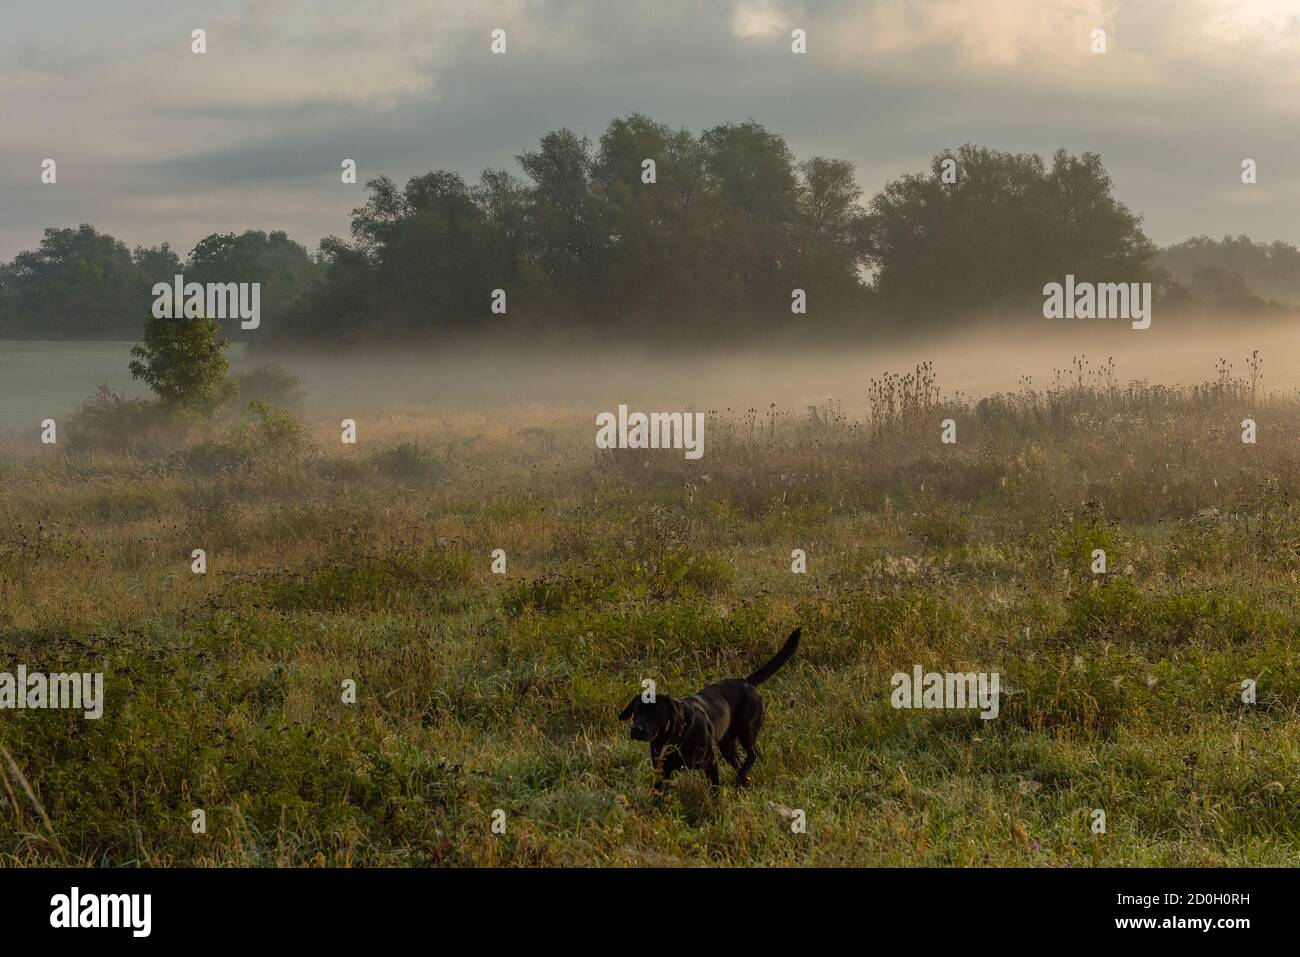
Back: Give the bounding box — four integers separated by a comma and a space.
2, 317, 1297, 436
265, 319, 1300, 419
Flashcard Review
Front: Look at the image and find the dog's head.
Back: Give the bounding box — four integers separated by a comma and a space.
618, 694, 680, 742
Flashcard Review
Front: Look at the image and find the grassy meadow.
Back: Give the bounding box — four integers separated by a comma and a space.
1, 354, 1299, 866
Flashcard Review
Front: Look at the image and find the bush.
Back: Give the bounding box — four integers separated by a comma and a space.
1065, 577, 1142, 641
64, 386, 179, 455
372, 442, 441, 481
180, 401, 309, 474
1053, 506, 1121, 573
232, 365, 305, 408
230, 401, 309, 460
181, 439, 247, 476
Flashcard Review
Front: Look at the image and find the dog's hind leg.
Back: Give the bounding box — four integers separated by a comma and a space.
704, 755, 721, 789
736, 713, 763, 787
719, 737, 741, 770
735, 745, 757, 787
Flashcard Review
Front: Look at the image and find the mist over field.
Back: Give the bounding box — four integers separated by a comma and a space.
6, 316, 1299, 436
262, 320, 1300, 415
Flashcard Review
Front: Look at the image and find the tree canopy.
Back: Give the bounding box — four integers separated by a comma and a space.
1159, 234, 1300, 307
863, 145, 1159, 327
273, 114, 874, 344
0, 226, 320, 340
0, 225, 179, 339
6, 118, 1274, 346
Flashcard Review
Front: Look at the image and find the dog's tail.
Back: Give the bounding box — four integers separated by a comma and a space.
746, 628, 801, 685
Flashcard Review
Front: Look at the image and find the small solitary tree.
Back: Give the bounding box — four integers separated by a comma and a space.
129, 313, 237, 413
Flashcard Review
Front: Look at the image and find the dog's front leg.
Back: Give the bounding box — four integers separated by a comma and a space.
650, 742, 667, 792
703, 748, 721, 789
651, 742, 681, 792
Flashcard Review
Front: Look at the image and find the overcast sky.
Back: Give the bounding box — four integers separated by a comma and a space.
3, 0, 1299, 262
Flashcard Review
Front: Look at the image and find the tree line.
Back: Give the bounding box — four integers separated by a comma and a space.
0, 227, 320, 340
2, 114, 1295, 345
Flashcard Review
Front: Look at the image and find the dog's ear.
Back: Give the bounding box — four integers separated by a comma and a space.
665, 698, 685, 734
618, 695, 639, 721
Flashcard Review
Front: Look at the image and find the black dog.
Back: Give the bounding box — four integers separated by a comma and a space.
618, 628, 800, 789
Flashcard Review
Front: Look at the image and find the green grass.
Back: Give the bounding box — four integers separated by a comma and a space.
1, 358, 1299, 866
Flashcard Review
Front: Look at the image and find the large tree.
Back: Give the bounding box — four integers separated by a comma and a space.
864, 145, 1158, 327
185, 230, 322, 338
0, 226, 179, 338
0, 225, 318, 340
129, 312, 236, 413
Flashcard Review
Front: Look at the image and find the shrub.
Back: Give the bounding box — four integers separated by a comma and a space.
181, 439, 247, 476
180, 401, 309, 474
229, 401, 309, 460
1065, 576, 1141, 641
64, 386, 179, 455
372, 442, 441, 481
1053, 506, 1121, 572
232, 364, 305, 408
